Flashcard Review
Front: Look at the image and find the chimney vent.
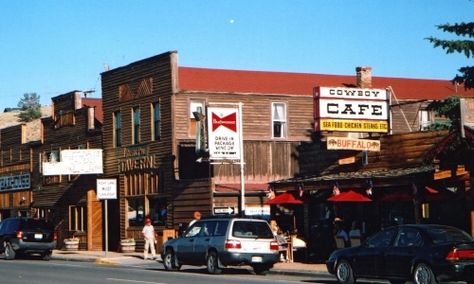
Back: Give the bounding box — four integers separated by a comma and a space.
356, 66, 372, 88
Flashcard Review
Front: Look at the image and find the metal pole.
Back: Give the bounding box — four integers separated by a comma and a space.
105, 199, 108, 257
239, 102, 246, 216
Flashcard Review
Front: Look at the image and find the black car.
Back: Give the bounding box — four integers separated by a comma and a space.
0, 217, 57, 260
326, 224, 474, 284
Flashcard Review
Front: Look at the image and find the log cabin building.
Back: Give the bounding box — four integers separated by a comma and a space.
0, 120, 42, 221
100, 50, 474, 249
34, 91, 104, 250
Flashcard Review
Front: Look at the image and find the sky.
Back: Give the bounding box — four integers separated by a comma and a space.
0, 0, 472, 108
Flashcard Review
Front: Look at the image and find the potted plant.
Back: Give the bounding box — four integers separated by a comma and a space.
63, 236, 80, 251
120, 238, 136, 253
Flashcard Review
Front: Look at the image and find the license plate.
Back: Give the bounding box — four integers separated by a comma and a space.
251, 256, 263, 263
34, 233, 43, 240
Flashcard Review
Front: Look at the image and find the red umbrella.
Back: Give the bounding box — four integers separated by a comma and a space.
265, 190, 304, 205
327, 190, 372, 202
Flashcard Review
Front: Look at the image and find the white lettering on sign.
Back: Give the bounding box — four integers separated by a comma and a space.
97, 179, 117, 200
0, 172, 30, 192
316, 87, 388, 101
318, 99, 388, 120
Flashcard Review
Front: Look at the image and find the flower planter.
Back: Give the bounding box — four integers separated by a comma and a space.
120, 239, 136, 253
64, 240, 80, 251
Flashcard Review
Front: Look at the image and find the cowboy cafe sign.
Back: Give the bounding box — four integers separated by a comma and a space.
207, 106, 241, 160
314, 86, 389, 133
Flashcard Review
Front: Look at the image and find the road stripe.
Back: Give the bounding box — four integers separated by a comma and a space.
106, 278, 166, 284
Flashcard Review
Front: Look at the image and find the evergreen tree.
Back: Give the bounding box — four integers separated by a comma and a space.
17, 93, 42, 122
427, 22, 474, 89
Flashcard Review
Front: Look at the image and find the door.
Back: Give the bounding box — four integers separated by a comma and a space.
193, 221, 217, 264
176, 221, 203, 264
385, 227, 423, 278
352, 228, 397, 277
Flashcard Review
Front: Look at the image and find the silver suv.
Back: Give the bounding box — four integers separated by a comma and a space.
161, 217, 279, 274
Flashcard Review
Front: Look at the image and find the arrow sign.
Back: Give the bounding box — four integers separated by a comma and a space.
214, 206, 235, 215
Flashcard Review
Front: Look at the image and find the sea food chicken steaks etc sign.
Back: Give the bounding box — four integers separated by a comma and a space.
207, 106, 241, 160
314, 86, 389, 133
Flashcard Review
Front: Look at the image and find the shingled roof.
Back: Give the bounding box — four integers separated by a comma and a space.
178, 67, 474, 100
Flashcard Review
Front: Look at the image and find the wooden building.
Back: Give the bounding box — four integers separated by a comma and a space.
34, 91, 103, 250
0, 120, 42, 221
100, 50, 474, 248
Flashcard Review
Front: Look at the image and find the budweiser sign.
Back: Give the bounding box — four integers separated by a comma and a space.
207, 106, 241, 160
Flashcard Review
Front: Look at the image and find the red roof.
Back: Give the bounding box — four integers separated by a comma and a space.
82, 98, 103, 124
178, 67, 474, 100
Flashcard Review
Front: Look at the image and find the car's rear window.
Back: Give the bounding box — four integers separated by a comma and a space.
22, 219, 53, 230
427, 227, 474, 244
232, 221, 274, 239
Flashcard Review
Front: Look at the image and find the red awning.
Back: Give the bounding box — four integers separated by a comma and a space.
327, 190, 372, 202
265, 191, 304, 205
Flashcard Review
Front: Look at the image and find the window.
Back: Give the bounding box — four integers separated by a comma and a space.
272, 102, 287, 138
113, 111, 122, 147
132, 107, 140, 144
149, 197, 167, 226
395, 228, 423, 247
366, 228, 396, 248
189, 100, 204, 137
419, 109, 431, 130
69, 205, 87, 232
127, 197, 144, 227
151, 102, 161, 141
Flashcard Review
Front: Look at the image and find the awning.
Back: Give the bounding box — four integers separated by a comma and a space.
265, 190, 304, 205
378, 191, 413, 202
327, 190, 372, 202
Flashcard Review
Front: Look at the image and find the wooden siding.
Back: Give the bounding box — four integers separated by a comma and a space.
172, 179, 212, 225
174, 92, 313, 142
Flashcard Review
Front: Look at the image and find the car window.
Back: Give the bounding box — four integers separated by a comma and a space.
214, 221, 228, 236
185, 222, 203, 238
395, 228, 423, 247
0, 221, 4, 234
232, 221, 274, 239
199, 221, 217, 237
23, 219, 52, 230
366, 228, 396, 248
5, 219, 19, 233
427, 227, 474, 244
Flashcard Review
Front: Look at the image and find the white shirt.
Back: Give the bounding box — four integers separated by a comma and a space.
142, 224, 155, 240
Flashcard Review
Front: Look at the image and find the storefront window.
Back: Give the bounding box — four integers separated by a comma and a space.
149, 197, 167, 226
127, 197, 144, 227
69, 205, 87, 232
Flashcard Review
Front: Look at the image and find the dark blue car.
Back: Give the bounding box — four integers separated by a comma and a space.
326, 224, 474, 284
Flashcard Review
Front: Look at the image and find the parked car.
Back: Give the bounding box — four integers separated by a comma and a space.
0, 217, 56, 260
161, 217, 279, 274
326, 224, 474, 284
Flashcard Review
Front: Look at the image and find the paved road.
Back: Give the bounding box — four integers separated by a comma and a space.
0, 257, 336, 284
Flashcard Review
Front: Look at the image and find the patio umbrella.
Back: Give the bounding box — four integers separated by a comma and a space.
327, 190, 372, 202
265, 190, 304, 205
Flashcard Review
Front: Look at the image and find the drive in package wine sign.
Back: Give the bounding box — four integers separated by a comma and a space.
207, 106, 241, 160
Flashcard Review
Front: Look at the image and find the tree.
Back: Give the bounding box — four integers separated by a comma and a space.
426, 22, 474, 89
17, 93, 42, 122
427, 96, 460, 131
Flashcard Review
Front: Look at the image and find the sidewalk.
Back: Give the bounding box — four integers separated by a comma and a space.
51, 249, 329, 277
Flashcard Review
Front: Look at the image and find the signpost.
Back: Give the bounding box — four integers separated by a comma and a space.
97, 179, 117, 257
207, 103, 246, 215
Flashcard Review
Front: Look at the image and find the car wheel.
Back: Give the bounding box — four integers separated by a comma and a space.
42, 250, 52, 261
252, 264, 272, 275
413, 263, 437, 284
335, 259, 355, 284
4, 242, 16, 260
163, 249, 179, 271
206, 251, 222, 274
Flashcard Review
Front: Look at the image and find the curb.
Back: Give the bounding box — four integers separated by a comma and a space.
268, 268, 330, 278
95, 258, 119, 266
